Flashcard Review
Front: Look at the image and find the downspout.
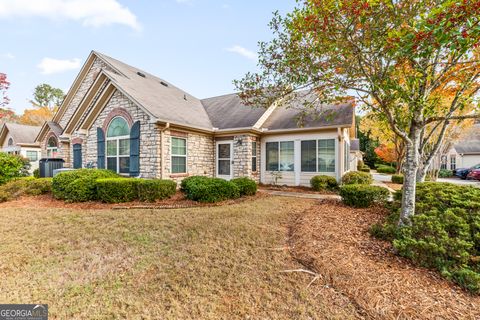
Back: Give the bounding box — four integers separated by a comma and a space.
160, 123, 170, 179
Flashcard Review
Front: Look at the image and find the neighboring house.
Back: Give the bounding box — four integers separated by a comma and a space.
349, 139, 362, 171
34, 51, 356, 185
0, 122, 42, 172
434, 124, 480, 171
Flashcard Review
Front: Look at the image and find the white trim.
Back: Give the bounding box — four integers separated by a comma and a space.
170, 136, 188, 174
216, 140, 233, 180
105, 116, 130, 174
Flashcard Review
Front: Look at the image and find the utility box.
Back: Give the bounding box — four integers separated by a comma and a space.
39, 158, 65, 178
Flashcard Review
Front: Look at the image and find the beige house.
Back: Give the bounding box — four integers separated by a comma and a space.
0, 123, 42, 172
35, 51, 356, 185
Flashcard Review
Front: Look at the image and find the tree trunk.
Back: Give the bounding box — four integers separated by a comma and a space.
400, 127, 421, 225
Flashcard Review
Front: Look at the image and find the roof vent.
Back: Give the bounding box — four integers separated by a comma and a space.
160, 81, 169, 87
184, 94, 187, 101
137, 71, 146, 78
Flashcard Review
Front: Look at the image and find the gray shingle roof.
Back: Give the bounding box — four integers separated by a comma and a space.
46, 121, 63, 137
262, 102, 354, 130
454, 141, 480, 154
95, 52, 213, 130
3, 123, 41, 144
201, 93, 266, 129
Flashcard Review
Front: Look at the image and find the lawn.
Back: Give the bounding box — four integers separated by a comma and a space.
0, 196, 359, 319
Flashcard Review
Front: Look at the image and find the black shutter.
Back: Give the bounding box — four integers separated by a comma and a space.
129, 121, 140, 176
97, 127, 105, 169
73, 143, 82, 169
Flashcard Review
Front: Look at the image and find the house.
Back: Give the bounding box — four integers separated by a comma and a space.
0, 122, 42, 172
434, 124, 480, 171
34, 51, 356, 185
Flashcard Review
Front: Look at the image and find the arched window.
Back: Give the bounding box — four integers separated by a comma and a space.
7, 138, 13, 146
47, 136, 58, 158
106, 117, 130, 174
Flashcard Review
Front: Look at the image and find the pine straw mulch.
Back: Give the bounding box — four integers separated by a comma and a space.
0, 191, 270, 210
288, 200, 480, 320
259, 184, 338, 195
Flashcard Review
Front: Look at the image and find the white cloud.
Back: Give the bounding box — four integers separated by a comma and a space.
37, 57, 81, 75
0, 0, 141, 31
1, 53, 15, 59
226, 45, 257, 61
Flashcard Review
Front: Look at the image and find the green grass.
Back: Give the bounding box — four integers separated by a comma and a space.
0, 197, 358, 319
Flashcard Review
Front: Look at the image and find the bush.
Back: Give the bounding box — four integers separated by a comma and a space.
374, 182, 480, 294
439, 169, 453, 178
359, 166, 370, 173
391, 174, 404, 184
183, 176, 240, 203
376, 165, 396, 174
137, 179, 177, 202
342, 171, 372, 185
53, 169, 118, 202
96, 178, 139, 203
310, 175, 338, 191
33, 168, 40, 178
231, 177, 257, 196
339, 184, 389, 208
0, 177, 52, 202
0, 153, 30, 185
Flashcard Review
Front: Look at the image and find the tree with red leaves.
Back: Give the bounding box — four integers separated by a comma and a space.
235, 0, 480, 224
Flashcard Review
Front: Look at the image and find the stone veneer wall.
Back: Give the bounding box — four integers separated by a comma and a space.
82, 90, 161, 178
58, 58, 111, 129
163, 129, 215, 184
232, 135, 260, 182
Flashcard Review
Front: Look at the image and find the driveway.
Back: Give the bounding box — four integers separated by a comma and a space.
372, 171, 480, 187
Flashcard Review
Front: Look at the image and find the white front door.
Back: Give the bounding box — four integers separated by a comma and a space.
216, 141, 233, 180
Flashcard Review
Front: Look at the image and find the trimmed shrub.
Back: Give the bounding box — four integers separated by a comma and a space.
96, 178, 139, 203
0, 153, 30, 185
310, 175, 338, 191
439, 169, 453, 178
341, 171, 372, 185
391, 174, 404, 184
33, 168, 40, 178
373, 182, 480, 294
183, 176, 240, 203
231, 177, 257, 196
376, 165, 396, 174
137, 179, 177, 202
339, 184, 389, 208
0, 177, 52, 202
53, 169, 118, 202
359, 166, 370, 173
180, 176, 210, 191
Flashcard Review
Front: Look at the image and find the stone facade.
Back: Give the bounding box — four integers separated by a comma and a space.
163, 129, 215, 183
81, 90, 161, 178
231, 135, 260, 182
58, 58, 111, 129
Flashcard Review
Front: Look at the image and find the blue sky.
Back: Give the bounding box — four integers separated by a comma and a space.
0, 0, 296, 114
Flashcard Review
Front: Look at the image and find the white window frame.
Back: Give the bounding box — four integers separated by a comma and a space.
106, 116, 130, 174
300, 139, 336, 173
450, 155, 456, 170
171, 136, 188, 174
47, 137, 58, 158
26, 150, 38, 162
265, 141, 295, 172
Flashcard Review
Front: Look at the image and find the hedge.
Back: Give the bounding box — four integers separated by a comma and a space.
96, 178, 139, 203
52, 169, 118, 202
0, 153, 30, 185
339, 184, 389, 208
391, 174, 404, 184
0, 177, 52, 202
137, 179, 177, 202
372, 182, 480, 294
231, 177, 257, 196
439, 169, 453, 178
182, 176, 240, 203
376, 165, 396, 174
359, 166, 370, 173
341, 171, 372, 185
310, 175, 338, 191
